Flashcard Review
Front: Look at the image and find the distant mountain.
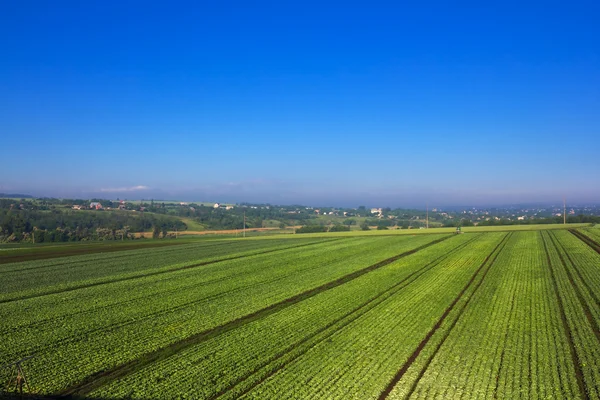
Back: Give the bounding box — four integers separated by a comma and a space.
0, 193, 33, 198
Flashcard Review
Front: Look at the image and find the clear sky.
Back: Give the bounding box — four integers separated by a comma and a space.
1, 1, 598, 207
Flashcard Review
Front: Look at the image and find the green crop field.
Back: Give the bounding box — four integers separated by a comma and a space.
1, 225, 599, 399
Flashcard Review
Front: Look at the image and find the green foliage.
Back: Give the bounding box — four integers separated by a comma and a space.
174, 204, 314, 231
1, 228, 598, 398
329, 224, 350, 232
367, 218, 393, 227
360, 222, 370, 231
0, 238, 323, 302
296, 225, 328, 233
0, 235, 444, 394
0, 199, 319, 243
0, 199, 185, 243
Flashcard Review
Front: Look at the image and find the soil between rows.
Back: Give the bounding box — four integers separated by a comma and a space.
57, 235, 452, 397
378, 232, 512, 400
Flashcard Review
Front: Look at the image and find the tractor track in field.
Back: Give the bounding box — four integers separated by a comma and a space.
378, 232, 512, 400
0, 242, 187, 265
548, 232, 600, 344
0, 239, 328, 274
3, 241, 367, 356
542, 232, 589, 400
551, 234, 600, 309
1, 240, 350, 335
57, 235, 452, 397
4, 240, 389, 361
569, 229, 600, 255
582, 229, 600, 244
209, 235, 483, 400
0, 244, 186, 273
0, 240, 253, 274
2, 270, 297, 356
0, 238, 344, 304
0, 248, 341, 336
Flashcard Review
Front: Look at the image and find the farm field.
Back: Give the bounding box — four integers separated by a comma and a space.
0, 239, 192, 264
1, 225, 599, 399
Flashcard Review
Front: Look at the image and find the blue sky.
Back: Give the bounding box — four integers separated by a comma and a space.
1, 1, 598, 207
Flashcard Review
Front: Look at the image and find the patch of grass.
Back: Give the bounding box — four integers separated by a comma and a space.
178, 217, 206, 231
262, 219, 283, 228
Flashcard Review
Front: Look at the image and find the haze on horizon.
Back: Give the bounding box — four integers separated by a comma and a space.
1, 2, 598, 208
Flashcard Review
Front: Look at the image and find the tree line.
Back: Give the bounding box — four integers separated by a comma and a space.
0, 199, 185, 243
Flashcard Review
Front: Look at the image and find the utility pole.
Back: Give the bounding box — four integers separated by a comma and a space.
563, 197, 566, 225
141, 203, 144, 236
243, 211, 246, 238
426, 203, 429, 229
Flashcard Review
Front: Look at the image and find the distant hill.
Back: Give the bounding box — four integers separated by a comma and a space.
0, 193, 33, 198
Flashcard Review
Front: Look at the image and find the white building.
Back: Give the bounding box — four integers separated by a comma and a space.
370, 208, 382, 216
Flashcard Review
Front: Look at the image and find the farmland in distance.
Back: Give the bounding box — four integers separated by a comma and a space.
1, 225, 600, 399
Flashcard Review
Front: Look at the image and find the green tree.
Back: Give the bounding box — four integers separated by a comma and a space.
329, 224, 350, 232
296, 225, 328, 234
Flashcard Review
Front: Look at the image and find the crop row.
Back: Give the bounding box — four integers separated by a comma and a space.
550, 231, 600, 328
0, 237, 316, 274
6, 229, 597, 399
571, 229, 600, 255
232, 233, 506, 399
90, 234, 483, 399
391, 230, 600, 399
95, 230, 599, 400
377, 231, 509, 399
0, 237, 363, 338
388, 232, 574, 399
0, 234, 447, 394
579, 227, 600, 243
0, 237, 332, 302
544, 231, 600, 398
0, 236, 389, 342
